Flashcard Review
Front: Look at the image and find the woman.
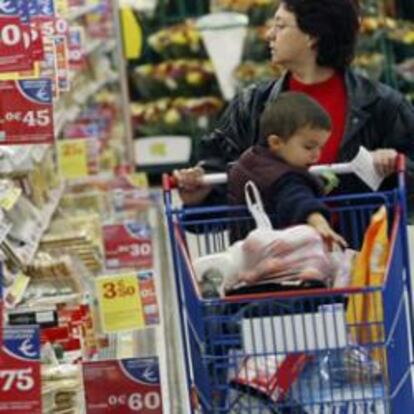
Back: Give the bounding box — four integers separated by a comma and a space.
176, 0, 414, 214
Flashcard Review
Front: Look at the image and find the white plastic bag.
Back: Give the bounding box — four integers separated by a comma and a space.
193, 181, 352, 295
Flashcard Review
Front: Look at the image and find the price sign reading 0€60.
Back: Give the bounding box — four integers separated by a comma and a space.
96, 273, 145, 333
83, 357, 163, 414
0, 79, 54, 144
0, 326, 41, 414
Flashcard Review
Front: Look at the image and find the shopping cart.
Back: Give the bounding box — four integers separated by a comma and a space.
163, 157, 414, 413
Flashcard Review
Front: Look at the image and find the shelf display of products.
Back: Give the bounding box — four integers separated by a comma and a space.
0, 1, 175, 413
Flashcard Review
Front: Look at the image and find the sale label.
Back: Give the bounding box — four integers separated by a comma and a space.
0, 78, 54, 144
96, 272, 145, 333
138, 270, 159, 326
68, 26, 86, 69
103, 221, 153, 270
83, 357, 163, 414
58, 137, 100, 179
53, 35, 69, 91
0, 0, 33, 72
57, 138, 88, 178
0, 326, 41, 414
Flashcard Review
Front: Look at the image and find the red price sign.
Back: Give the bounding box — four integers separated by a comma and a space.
0, 17, 32, 72
0, 327, 41, 414
0, 368, 35, 392
83, 358, 163, 414
0, 79, 54, 144
103, 222, 153, 269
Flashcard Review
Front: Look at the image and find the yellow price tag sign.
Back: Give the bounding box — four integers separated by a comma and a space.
96, 273, 145, 333
0, 187, 21, 211
55, 0, 69, 15
127, 173, 149, 189
150, 142, 167, 157
58, 139, 88, 179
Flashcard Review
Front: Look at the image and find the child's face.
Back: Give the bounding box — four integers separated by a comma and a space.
268, 126, 330, 168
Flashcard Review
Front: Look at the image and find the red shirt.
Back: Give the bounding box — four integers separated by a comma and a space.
289, 72, 347, 164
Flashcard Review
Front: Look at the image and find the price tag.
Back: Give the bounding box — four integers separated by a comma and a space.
0, 1, 32, 73
83, 357, 163, 414
0, 187, 22, 210
96, 273, 145, 333
57, 138, 88, 178
68, 26, 86, 70
103, 222, 153, 270
55, 0, 69, 15
0, 326, 41, 414
0, 79, 54, 145
54, 35, 69, 91
127, 173, 149, 189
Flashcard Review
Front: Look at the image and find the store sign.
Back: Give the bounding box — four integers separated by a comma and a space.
68, 26, 86, 69
0, 78, 54, 144
134, 136, 192, 166
58, 137, 100, 179
96, 272, 145, 333
103, 221, 153, 270
0, 326, 42, 414
83, 357, 163, 414
0, 0, 32, 73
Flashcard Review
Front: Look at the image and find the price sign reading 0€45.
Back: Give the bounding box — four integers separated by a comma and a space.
0, 326, 41, 414
0, 79, 54, 144
96, 273, 145, 333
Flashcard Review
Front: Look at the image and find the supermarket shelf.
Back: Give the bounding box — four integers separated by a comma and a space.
54, 74, 118, 136
64, 3, 100, 21
85, 38, 116, 55
12, 182, 65, 265
0, 144, 51, 174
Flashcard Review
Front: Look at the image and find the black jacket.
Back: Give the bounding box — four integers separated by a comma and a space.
198, 70, 414, 216
228, 146, 329, 228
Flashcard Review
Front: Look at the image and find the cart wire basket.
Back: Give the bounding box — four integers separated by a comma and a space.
163, 157, 414, 413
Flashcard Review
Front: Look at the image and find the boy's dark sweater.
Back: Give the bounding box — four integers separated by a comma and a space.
228, 145, 329, 228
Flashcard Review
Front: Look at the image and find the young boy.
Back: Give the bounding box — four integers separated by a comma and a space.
228, 91, 347, 248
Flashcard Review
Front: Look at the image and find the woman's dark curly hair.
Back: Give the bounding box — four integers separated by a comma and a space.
282, 0, 360, 70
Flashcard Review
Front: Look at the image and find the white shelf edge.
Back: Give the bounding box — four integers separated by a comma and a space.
0, 144, 51, 175
64, 4, 100, 21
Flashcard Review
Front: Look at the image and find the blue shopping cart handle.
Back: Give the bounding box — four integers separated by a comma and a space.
163, 151, 405, 190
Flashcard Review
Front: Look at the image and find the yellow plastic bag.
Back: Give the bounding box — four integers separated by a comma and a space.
347, 206, 389, 363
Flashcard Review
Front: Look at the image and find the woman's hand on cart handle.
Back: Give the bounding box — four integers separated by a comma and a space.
371, 149, 399, 177
173, 166, 213, 205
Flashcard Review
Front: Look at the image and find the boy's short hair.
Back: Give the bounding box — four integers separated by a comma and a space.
259, 92, 332, 146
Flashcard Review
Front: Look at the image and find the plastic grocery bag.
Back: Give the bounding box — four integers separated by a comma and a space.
194, 181, 350, 296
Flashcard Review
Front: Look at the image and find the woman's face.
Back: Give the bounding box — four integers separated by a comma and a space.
266, 3, 315, 70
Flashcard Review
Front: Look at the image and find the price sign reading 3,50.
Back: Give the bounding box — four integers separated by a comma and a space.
108, 392, 161, 411
102, 280, 137, 300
